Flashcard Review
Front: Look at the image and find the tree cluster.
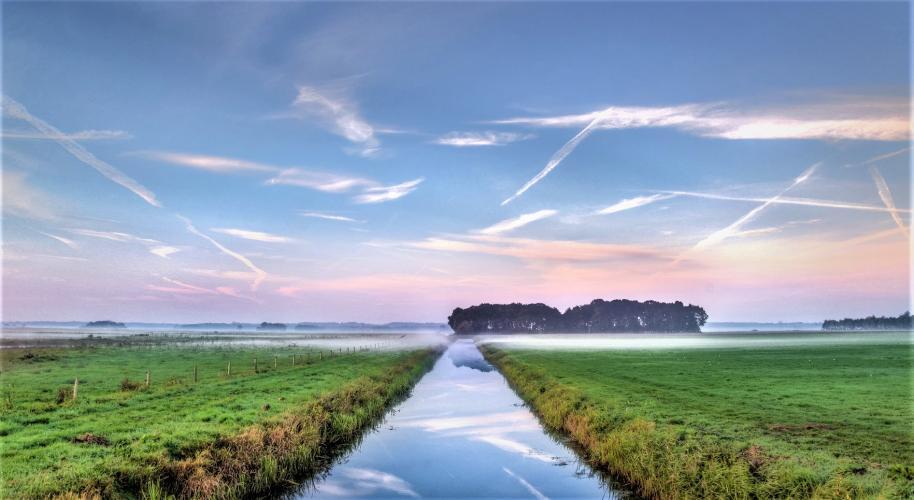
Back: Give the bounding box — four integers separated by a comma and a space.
822, 312, 912, 331
448, 299, 708, 334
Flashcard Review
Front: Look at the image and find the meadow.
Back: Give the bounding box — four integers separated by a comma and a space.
0, 337, 440, 498
482, 334, 913, 498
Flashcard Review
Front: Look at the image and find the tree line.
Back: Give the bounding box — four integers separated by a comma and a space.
448, 299, 709, 334
822, 312, 912, 331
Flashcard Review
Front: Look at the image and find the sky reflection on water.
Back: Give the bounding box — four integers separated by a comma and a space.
298, 339, 617, 499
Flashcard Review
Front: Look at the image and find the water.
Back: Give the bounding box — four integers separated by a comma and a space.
296, 339, 620, 499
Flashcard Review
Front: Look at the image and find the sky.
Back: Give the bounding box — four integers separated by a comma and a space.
1, 2, 911, 323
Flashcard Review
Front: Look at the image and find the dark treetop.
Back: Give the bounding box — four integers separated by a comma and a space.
822, 312, 912, 331
448, 299, 708, 334
83, 320, 127, 328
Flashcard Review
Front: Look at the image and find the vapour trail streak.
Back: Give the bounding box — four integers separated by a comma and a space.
868, 166, 909, 236
178, 216, 268, 291
1, 95, 161, 207
657, 191, 911, 214
689, 163, 819, 251
501, 114, 605, 205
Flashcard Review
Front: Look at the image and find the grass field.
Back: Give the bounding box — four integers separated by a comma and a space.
482, 334, 913, 498
0, 340, 440, 498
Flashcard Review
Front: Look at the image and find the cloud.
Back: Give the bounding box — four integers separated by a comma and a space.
291, 86, 379, 156
38, 231, 79, 250
298, 211, 363, 223
211, 228, 292, 243
434, 131, 533, 147
2, 95, 160, 207
266, 168, 375, 192
68, 228, 158, 244
408, 233, 670, 264
691, 163, 819, 251
2, 129, 131, 140
353, 178, 423, 204
868, 166, 909, 236
135, 151, 277, 173
149, 246, 180, 258
477, 209, 557, 235
2, 170, 59, 221
597, 194, 676, 215
496, 98, 908, 141
497, 97, 907, 203
178, 215, 268, 291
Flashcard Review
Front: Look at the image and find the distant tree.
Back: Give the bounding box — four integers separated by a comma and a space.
822, 312, 912, 331
448, 299, 708, 334
257, 322, 287, 331
83, 320, 126, 328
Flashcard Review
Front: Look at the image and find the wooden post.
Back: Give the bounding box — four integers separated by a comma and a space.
274, 356, 277, 369
254, 358, 258, 373
145, 370, 150, 387
72, 377, 79, 401
292, 354, 296, 366
193, 364, 198, 383
227, 361, 232, 376
319, 351, 323, 360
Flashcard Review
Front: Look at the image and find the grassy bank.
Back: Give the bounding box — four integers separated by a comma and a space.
482, 337, 913, 498
0, 342, 440, 498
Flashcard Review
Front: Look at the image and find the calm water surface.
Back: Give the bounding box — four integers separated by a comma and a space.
296, 339, 621, 499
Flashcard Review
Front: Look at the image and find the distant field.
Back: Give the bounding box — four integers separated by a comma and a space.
483, 333, 913, 498
0, 340, 438, 498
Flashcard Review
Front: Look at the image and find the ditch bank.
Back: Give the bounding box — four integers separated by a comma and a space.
69, 347, 442, 499
479, 345, 903, 499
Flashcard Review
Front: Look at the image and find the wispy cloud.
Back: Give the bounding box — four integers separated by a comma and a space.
291, 86, 380, 156
266, 168, 375, 192
298, 211, 363, 223
868, 166, 909, 236
2, 170, 59, 221
2, 95, 160, 207
149, 246, 180, 258
597, 194, 676, 215
211, 228, 292, 243
407, 233, 670, 264
134, 151, 277, 173
498, 97, 907, 204
178, 215, 268, 291
2, 129, 131, 141
318, 468, 419, 498
38, 231, 79, 250
691, 163, 820, 251
496, 98, 908, 141
434, 131, 533, 147
353, 178, 423, 204
477, 209, 557, 235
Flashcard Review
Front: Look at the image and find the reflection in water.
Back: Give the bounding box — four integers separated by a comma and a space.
297, 340, 619, 499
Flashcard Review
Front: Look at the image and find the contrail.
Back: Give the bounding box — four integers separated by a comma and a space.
691, 163, 820, 251
868, 166, 909, 236
178, 215, 267, 291
501, 113, 605, 205
2, 95, 160, 207
657, 191, 910, 214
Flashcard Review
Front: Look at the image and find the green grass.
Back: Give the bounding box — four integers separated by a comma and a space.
0, 342, 439, 498
482, 337, 913, 498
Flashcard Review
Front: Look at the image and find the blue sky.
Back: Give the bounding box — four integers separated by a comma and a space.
2, 2, 910, 323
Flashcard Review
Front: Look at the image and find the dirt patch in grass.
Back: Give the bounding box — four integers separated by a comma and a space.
73, 433, 110, 446
767, 422, 833, 432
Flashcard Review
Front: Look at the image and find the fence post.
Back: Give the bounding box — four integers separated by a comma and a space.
227, 361, 231, 376
254, 358, 258, 373
274, 356, 277, 369
292, 354, 296, 366
72, 377, 79, 401
145, 370, 150, 388
193, 364, 198, 383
